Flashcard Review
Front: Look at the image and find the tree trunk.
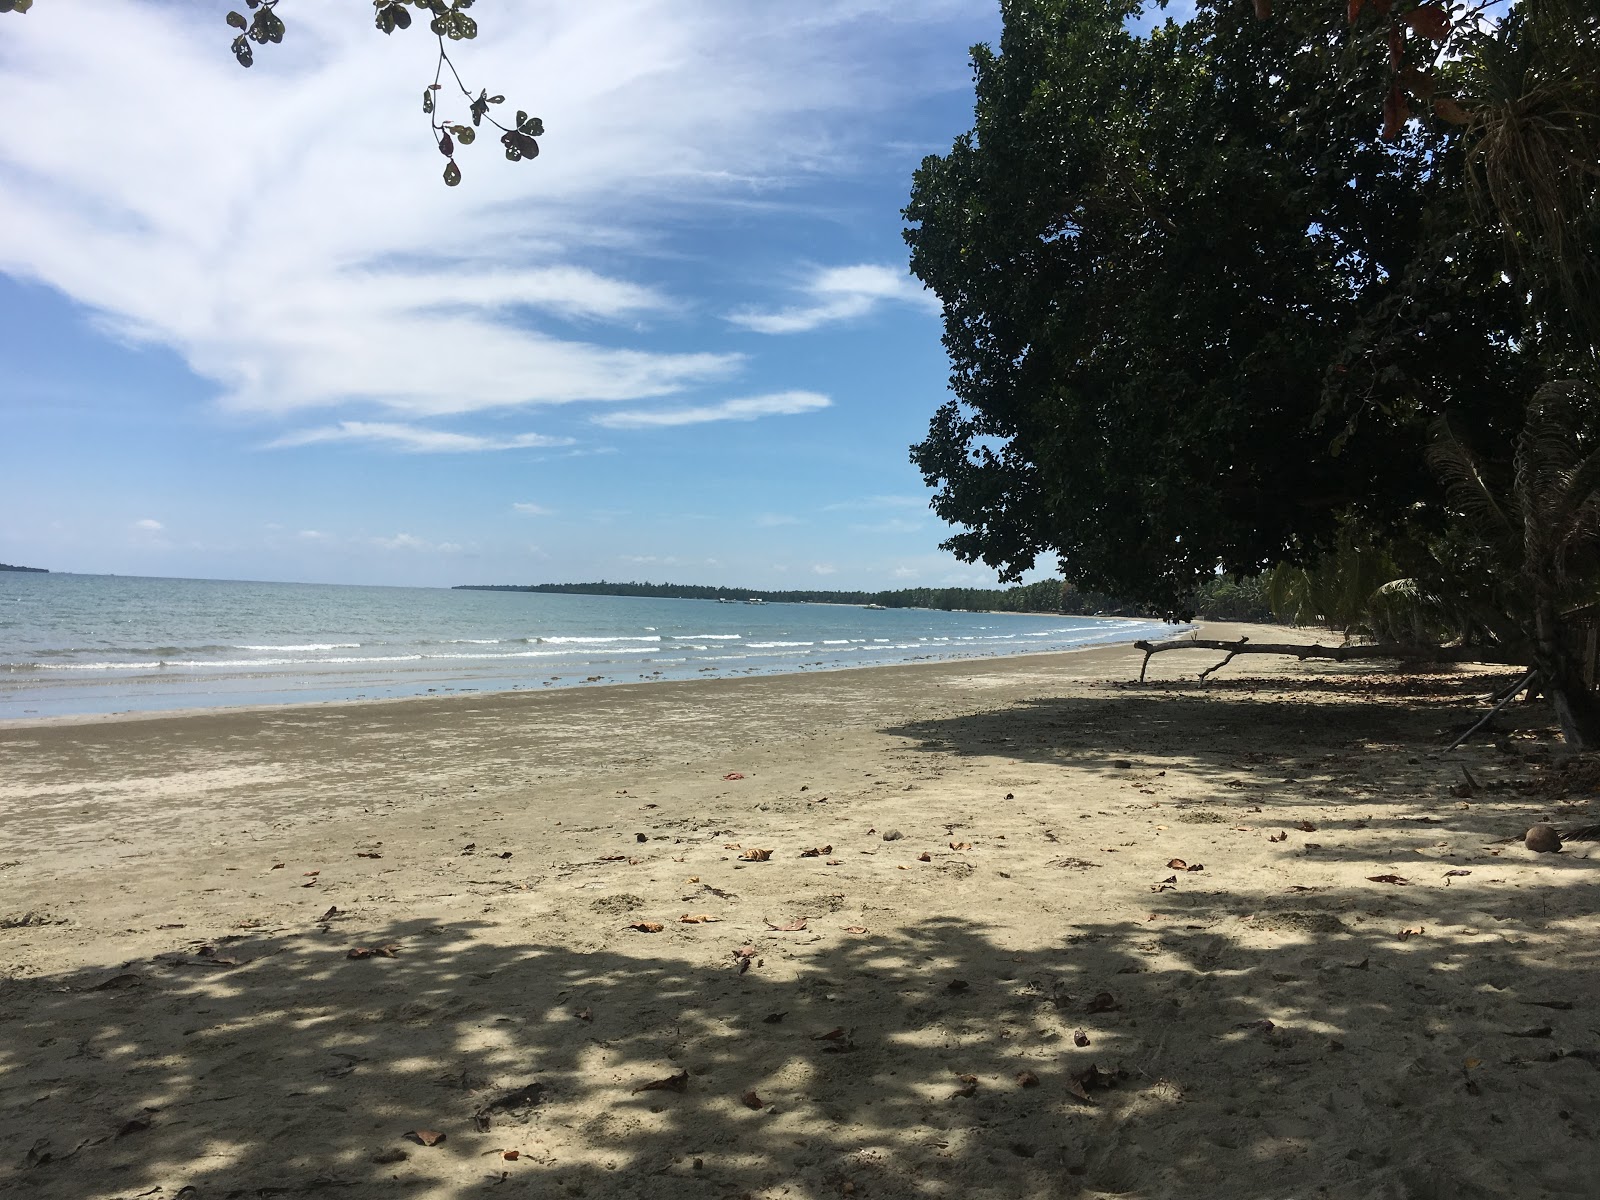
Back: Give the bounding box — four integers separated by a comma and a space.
1532, 585, 1600, 751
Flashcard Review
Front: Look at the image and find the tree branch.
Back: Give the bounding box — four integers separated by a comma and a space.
1134, 636, 1529, 683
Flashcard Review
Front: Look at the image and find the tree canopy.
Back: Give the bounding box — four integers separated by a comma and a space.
903, 0, 1577, 607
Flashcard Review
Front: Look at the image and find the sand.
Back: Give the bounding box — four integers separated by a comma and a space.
1, 622, 1597, 1199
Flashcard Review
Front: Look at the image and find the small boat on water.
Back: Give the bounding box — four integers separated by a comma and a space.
863, 603, 888, 610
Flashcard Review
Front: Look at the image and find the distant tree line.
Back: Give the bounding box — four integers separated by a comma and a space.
454, 576, 1273, 620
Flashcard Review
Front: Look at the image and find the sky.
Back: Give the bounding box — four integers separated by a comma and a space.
0, 1, 1172, 591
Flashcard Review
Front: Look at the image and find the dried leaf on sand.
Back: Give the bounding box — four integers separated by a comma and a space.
628, 921, 665, 933
764, 917, 808, 931
405, 1129, 446, 1146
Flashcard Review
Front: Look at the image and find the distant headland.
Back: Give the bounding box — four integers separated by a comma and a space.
0, 562, 48, 573
454, 579, 1116, 616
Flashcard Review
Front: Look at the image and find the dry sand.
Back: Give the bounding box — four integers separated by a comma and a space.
1, 623, 1597, 1199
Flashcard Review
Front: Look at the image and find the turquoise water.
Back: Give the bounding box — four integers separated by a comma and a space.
0, 573, 1173, 719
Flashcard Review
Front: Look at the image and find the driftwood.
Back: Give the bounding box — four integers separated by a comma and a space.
1133, 636, 1528, 684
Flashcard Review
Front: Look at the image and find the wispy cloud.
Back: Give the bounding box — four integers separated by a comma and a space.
373, 533, 465, 553
593, 390, 831, 429
754, 513, 804, 527
512, 503, 553, 516
822, 494, 929, 512
267, 422, 576, 454
851, 517, 925, 534
0, 3, 968, 427
132, 518, 164, 531
729, 264, 939, 334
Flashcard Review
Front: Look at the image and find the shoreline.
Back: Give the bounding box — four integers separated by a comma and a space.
0, 619, 1197, 731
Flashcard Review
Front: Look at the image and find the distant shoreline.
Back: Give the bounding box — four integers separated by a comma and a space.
454, 579, 1140, 618
0, 563, 48, 573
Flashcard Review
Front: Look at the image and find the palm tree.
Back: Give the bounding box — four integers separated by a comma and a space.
1429, 381, 1600, 748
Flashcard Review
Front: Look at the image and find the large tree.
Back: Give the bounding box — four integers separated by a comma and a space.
905, 0, 1537, 604
905, 0, 1600, 740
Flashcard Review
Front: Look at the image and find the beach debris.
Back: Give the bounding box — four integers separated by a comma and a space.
496, 851, 513, 859
405, 1130, 447, 1147
952, 1074, 979, 1099
632, 1070, 690, 1095
946, 979, 970, 993
703, 884, 738, 899
724, 773, 746, 781
356, 851, 382, 859
799, 846, 833, 858
881, 829, 904, 841
680, 913, 721, 924
740, 1090, 765, 1110
502, 1150, 521, 1160
813, 1026, 848, 1041
319, 906, 342, 922
89, 972, 144, 991
635, 833, 648, 843
827, 858, 844, 866
1400, 926, 1426, 939
474, 1082, 546, 1130
1015, 1070, 1040, 1087
371, 1148, 408, 1164
686, 876, 700, 883
950, 841, 973, 850
1521, 999, 1574, 1010
917, 852, 932, 862
763, 1011, 787, 1023
1151, 878, 1177, 893
1525, 824, 1562, 853
1235, 1018, 1276, 1034
575, 1007, 593, 1021
347, 944, 401, 959
1066, 1063, 1123, 1104
1166, 858, 1188, 869
271, 862, 286, 870
460, 844, 476, 855
628, 921, 665, 933
765, 917, 809, 932
1505, 1025, 1554, 1038
740, 848, 773, 862
843, 925, 868, 934
1269, 831, 1288, 843
1085, 991, 1119, 1014
733, 944, 758, 973
1367, 874, 1410, 885
1285, 885, 1325, 893
117, 1115, 152, 1137
1074, 1029, 1090, 1047
1296, 821, 1317, 833
1444, 869, 1472, 883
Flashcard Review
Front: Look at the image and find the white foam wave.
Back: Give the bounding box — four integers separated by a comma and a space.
539, 635, 662, 644
237, 643, 361, 651
746, 641, 814, 648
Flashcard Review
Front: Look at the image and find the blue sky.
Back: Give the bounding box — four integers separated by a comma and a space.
0, 1, 1163, 590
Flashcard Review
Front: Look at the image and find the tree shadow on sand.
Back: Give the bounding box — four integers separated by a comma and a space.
3, 900, 1597, 1198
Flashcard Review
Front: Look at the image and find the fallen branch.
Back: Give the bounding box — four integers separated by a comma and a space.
1133, 636, 1527, 683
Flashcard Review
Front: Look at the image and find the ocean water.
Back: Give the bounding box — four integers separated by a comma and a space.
0, 573, 1174, 719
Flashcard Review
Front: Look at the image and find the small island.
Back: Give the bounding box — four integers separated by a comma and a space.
0, 562, 48, 573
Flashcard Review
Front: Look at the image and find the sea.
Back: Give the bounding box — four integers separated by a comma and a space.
0, 573, 1175, 720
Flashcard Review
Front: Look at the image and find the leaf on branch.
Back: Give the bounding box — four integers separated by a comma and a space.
443, 160, 461, 186
451, 125, 475, 145
1404, 3, 1450, 41
227, 11, 248, 30
1433, 97, 1471, 126
232, 34, 254, 67
439, 132, 454, 157
423, 88, 434, 115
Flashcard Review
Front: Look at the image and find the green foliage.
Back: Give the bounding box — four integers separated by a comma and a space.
904, 0, 1539, 609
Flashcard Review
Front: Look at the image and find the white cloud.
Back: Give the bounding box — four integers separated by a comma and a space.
372, 532, 466, 553
823, 494, 929, 512
297, 529, 332, 541
812, 563, 838, 575
594, 390, 831, 429
729, 263, 940, 334
754, 513, 803, 527
512, 503, 553, 516
268, 422, 575, 453
133, 518, 163, 531
0, 2, 974, 427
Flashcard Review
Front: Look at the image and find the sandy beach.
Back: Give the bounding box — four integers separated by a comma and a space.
2, 623, 1597, 1200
